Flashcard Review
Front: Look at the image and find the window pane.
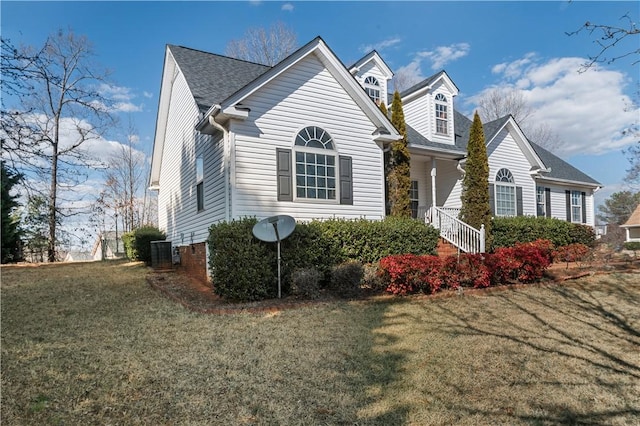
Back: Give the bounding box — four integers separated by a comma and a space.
327, 156, 335, 166
196, 157, 204, 182
297, 187, 306, 198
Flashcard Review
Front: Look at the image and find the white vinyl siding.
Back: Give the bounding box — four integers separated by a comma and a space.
487, 128, 536, 216
353, 60, 388, 105
403, 81, 454, 145
230, 54, 385, 221
156, 69, 226, 245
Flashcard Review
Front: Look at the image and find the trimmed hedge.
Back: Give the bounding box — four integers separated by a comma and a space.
207, 217, 440, 302
122, 226, 166, 264
492, 216, 595, 249
318, 217, 439, 264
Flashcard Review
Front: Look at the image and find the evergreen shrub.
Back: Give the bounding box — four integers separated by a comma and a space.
122, 226, 166, 263
492, 216, 595, 249
207, 217, 439, 302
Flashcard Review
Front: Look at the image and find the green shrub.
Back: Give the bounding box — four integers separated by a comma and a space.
492, 216, 595, 249
317, 217, 439, 264
291, 268, 322, 300
207, 217, 440, 302
330, 261, 364, 298
623, 241, 640, 251
122, 226, 166, 263
208, 218, 275, 302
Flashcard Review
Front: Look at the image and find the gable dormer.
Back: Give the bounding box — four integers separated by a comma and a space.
349, 51, 393, 107
401, 71, 459, 145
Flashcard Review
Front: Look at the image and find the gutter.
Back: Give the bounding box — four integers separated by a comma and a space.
200, 108, 231, 222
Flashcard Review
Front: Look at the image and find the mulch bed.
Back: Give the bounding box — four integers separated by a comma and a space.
146, 259, 640, 315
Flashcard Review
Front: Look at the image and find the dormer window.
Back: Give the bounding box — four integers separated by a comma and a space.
364, 76, 381, 105
435, 93, 448, 135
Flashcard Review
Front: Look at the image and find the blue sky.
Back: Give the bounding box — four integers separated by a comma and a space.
2, 1, 638, 223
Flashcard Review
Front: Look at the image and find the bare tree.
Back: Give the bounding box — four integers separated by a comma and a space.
225, 22, 297, 66
1, 30, 115, 262
475, 86, 560, 151
566, 12, 639, 72
392, 67, 424, 93
94, 119, 157, 236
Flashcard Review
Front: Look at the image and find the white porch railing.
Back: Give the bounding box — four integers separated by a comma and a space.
425, 206, 485, 254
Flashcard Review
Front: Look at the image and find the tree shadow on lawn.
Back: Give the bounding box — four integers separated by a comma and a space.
418, 273, 640, 424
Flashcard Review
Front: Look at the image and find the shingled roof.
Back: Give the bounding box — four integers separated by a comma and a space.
168, 45, 271, 113
529, 141, 601, 185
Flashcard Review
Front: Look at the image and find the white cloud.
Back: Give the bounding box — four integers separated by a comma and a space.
483, 54, 638, 156
417, 43, 471, 70
142, 91, 153, 98
281, 3, 294, 12
113, 102, 143, 113
360, 36, 402, 54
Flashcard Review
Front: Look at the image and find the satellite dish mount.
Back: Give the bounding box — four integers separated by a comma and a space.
252, 215, 296, 298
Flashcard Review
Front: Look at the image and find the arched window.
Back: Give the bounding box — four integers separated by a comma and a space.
364, 76, 381, 105
494, 168, 516, 216
294, 126, 336, 200
435, 93, 448, 135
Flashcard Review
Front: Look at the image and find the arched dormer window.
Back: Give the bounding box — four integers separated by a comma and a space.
494, 168, 516, 216
364, 76, 381, 105
294, 126, 337, 200
435, 93, 448, 135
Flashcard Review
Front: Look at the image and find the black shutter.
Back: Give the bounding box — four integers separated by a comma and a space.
488, 183, 495, 215
339, 155, 353, 205
545, 187, 551, 218
565, 190, 571, 222
276, 148, 292, 201
516, 186, 523, 216
581, 191, 587, 223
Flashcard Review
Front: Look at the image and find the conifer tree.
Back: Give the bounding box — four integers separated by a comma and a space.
379, 101, 388, 117
387, 91, 411, 217
460, 111, 492, 244
1, 162, 23, 263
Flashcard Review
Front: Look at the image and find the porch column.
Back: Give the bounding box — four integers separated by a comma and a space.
431, 158, 437, 208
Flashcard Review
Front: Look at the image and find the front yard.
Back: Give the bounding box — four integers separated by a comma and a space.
1, 261, 639, 424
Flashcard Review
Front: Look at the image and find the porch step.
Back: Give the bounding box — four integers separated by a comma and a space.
436, 238, 458, 258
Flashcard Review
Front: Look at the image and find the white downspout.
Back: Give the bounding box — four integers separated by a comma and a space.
208, 114, 231, 222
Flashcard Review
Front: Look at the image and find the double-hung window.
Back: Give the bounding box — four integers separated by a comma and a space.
435, 93, 448, 135
494, 168, 516, 216
364, 76, 381, 105
536, 186, 546, 217
410, 180, 419, 219
294, 126, 336, 200
196, 156, 204, 211
571, 190, 582, 223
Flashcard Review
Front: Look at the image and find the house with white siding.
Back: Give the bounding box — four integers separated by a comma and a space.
149, 37, 601, 276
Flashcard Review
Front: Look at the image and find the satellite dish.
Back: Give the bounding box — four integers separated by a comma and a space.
252, 215, 296, 243
252, 215, 296, 298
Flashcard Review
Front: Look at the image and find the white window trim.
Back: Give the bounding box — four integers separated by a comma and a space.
536, 186, 546, 217
434, 93, 448, 135
571, 190, 582, 223
196, 156, 204, 212
494, 168, 516, 217
293, 126, 339, 203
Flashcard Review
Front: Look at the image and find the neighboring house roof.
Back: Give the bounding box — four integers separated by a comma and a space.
91, 231, 123, 257
622, 204, 640, 227
168, 45, 271, 114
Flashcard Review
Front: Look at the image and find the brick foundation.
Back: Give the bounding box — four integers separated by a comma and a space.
436, 238, 459, 258
178, 243, 209, 284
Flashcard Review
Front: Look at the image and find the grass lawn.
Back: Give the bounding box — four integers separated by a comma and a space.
2, 261, 639, 425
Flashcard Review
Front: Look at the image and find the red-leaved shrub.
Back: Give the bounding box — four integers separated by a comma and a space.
440, 253, 490, 289
486, 239, 553, 284
378, 254, 442, 295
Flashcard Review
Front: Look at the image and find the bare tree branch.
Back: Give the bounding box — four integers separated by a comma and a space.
225, 22, 297, 66
566, 12, 640, 72
1, 30, 117, 262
